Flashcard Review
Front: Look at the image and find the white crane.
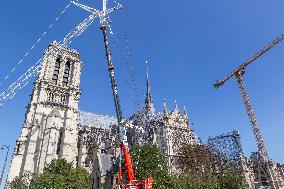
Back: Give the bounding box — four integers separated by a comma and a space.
0, 1, 122, 107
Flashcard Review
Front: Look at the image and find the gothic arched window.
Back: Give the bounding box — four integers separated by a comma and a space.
62, 61, 70, 87
52, 58, 61, 85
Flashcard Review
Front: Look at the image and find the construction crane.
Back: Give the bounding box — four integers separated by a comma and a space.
214, 35, 284, 189
72, 1, 152, 188
213, 34, 284, 162
0, 145, 9, 186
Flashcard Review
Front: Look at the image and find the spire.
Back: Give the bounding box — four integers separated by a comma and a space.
183, 106, 188, 118
163, 99, 169, 123
174, 100, 179, 111
163, 99, 168, 115
183, 106, 190, 127
145, 61, 155, 115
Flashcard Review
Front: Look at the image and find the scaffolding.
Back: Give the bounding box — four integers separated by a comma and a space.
208, 130, 245, 174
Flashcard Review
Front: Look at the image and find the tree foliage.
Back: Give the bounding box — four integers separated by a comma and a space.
131, 144, 174, 189
9, 158, 91, 189
176, 144, 218, 177
30, 173, 66, 189
8, 145, 247, 189
7, 176, 29, 189
130, 144, 246, 189
172, 174, 219, 189
176, 143, 247, 189
218, 172, 247, 189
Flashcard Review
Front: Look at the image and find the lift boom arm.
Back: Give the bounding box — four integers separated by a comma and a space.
100, 24, 137, 188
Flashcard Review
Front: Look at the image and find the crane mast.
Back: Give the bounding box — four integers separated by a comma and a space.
235, 70, 268, 162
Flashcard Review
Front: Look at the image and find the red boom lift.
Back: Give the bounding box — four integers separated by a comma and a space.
100, 20, 153, 189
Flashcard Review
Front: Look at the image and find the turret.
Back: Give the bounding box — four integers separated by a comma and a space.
163, 101, 191, 128
163, 99, 169, 120
183, 106, 190, 128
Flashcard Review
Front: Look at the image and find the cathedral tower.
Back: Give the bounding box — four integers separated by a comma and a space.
7, 41, 82, 182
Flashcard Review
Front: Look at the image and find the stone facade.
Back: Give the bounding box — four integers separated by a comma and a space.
7, 41, 82, 183
160, 101, 200, 172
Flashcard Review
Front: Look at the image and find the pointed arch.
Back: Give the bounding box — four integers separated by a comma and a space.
48, 108, 61, 118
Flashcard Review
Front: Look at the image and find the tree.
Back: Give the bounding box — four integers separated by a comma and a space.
130, 144, 174, 189
30, 158, 91, 189
172, 174, 219, 189
9, 158, 91, 189
176, 143, 218, 177
43, 158, 73, 176
7, 176, 29, 189
176, 143, 246, 189
30, 173, 65, 189
65, 168, 92, 189
218, 172, 246, 189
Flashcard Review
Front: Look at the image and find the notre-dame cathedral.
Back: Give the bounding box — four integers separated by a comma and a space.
6, 42, 200, 188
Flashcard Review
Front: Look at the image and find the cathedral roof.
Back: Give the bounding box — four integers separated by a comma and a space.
78, 111, 117, 129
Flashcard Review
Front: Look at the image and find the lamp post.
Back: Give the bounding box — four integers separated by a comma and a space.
0, 145, 10, 186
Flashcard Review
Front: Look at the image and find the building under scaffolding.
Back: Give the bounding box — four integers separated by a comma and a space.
208, 131, 284, 189
208, 130, 244, 172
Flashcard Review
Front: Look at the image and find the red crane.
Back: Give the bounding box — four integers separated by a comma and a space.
70, 1, 153, 187
98, 1, 152, 189
100, 22, 152, 189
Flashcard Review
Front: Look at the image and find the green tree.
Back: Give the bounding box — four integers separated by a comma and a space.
176, 144, 218, 177
7, 176, 29, 189
176, 143, 247, 189
30, 173, 65, 189
218, 172, 246, 189
9, 158, 91, 189
131, 144, 174, 189
43, 158, 73, 176
172, 174, 219, 189
30, 158, 91, 189
65, 168, 92, 189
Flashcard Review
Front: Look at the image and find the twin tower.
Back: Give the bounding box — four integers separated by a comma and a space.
7, 41, 82, 182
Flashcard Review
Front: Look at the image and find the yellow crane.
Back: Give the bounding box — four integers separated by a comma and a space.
214, 34, 284, 189
214, 34, 284, 162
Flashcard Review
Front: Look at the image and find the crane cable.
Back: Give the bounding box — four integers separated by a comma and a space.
0, 2, 72, 88
108, 0, 143, 112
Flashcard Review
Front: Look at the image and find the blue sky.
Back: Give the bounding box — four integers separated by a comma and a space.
1, 0, 284, 186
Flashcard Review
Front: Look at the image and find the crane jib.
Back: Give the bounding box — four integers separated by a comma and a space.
213, 34, 284, 89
